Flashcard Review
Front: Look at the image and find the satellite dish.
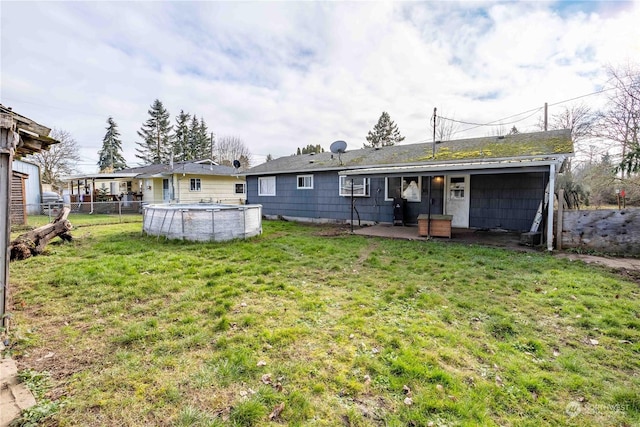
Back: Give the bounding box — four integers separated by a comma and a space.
232, 159, 241, 169
330, 140, 347, 154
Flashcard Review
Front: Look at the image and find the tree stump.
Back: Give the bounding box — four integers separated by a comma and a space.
10, 207, 73, 261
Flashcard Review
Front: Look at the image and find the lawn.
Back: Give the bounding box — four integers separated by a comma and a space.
5, 220, 639, 426
16, 212, 143, 230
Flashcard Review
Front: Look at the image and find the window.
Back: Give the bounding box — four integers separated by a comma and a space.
339, 176, 370, 197
297, 175, 313, 189
190, 178, 201, 192
258, 176, 276, 196
386, 176, 421, 202
235, 183, 246, 194
449, 177, 465, 200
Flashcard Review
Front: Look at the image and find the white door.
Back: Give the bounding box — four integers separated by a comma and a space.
162, 179, 171, 202
445, 175, 470, 228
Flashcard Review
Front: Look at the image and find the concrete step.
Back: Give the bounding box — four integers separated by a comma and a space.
0, 358, 37, 427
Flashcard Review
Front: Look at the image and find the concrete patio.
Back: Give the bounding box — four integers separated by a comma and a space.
351, 223, 534, 250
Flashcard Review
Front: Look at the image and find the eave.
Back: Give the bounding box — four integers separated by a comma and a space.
339, 155, 569, 176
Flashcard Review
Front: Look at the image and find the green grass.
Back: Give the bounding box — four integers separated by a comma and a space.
13, 213, 142, 232
6, 220, 640, 426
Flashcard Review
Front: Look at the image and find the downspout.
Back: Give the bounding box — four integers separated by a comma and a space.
546, 162, 556, 251
176, 174, 182, 203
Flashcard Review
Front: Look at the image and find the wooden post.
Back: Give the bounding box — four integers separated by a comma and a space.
0, 114, 17, 329
556, 189, 564, 251
546, 163, 556, 251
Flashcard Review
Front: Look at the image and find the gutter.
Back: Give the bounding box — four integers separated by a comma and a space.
339, 156, 568, 176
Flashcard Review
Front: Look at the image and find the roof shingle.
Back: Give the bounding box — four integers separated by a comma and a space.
244, 129, 573, 175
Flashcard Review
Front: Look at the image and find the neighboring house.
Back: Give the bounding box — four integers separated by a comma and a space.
64, 159, 246, 206
244, 129, 573, 235
12, 159, 42, 215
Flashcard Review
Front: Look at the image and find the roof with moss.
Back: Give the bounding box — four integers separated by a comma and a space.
244, 129, 573, 175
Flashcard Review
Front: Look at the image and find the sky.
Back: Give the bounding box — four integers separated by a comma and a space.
1, 1, 639, 173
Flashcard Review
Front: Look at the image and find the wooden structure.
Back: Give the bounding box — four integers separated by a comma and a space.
1, 104, 59, 328
418, 214, 453, 238
10, 170, 28, 225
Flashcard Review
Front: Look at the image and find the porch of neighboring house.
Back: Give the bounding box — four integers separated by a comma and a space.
64, 174, 144, 214
352, 223, 536, 251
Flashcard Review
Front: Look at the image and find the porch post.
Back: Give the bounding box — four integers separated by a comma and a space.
91, 178, 95, 213
546, 163, 556, 251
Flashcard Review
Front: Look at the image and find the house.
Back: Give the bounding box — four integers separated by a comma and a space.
64, 159, 246, 209
244, 129, 573, 247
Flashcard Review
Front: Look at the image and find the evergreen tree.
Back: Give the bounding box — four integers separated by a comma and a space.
97, 117, 127, 171
196, 117, 211, 159
186, 115, 201, 161
172, 110, 191, 162
364, 111, 405, 148
135, 99, 172, 165
266, 154, 273, 162
294, 144, 324, 155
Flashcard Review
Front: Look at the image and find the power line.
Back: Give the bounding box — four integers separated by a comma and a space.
441, 107, 543, 129
439, 86, 621, 137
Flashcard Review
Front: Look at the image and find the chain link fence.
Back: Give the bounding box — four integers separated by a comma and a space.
10, 201, 146, 230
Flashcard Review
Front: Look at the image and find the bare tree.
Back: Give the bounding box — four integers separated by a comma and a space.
27, 128, 81, 192
537, 103, 596, 171
487, 123, 507, 138
546, 103, 595, 143
216, 136, 253, 170
596, 63, 640, 177
435, 115, 460, 141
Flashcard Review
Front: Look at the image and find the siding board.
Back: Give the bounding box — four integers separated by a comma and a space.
469, 172, 545, 231
10, 171, 27, 225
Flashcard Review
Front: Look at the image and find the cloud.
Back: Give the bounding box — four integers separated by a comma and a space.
1, 1, 639, 171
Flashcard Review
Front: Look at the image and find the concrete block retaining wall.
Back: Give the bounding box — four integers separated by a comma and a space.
561, 208, 640, 255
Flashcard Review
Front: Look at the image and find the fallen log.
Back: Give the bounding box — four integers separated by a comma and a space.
10, 207, 73, 261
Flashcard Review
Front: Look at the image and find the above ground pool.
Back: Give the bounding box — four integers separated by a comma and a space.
142, 204, 262, 242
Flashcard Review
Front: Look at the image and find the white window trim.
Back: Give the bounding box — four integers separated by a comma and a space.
190, 178, 201, 192
297, 174, 314, 189
385, 176, 422, 202
339, 176, 370, 197
258, 176, 276, 196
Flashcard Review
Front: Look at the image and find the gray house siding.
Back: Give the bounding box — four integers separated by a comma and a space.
248, 172, 389, 223
469, 172, 546, 231
248, 173, 448, 225
249, 171, 545, 231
